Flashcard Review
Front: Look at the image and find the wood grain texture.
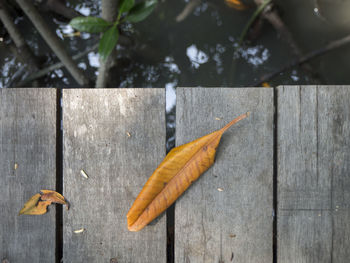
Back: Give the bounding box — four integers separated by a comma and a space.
277, 86, 350, 263
62, 89, 166, 262
0, 89, 56, 262
175, 88, 273, 263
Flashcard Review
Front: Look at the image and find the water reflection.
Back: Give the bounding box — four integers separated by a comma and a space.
237, 45, 270, 67
186, 44, 209, 69
166, 83, 176, 112
1, 0, 350, 89
88, 52, 100, 68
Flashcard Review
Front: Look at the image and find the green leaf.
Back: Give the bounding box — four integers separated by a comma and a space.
69, 16, 112, 33
126, 0, 157, 23
119, 0, 135, 14
98, 25, 119, 62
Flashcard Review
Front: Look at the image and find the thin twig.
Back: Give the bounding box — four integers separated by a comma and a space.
252, 34, 350, 86
313, 0, 329, 23
254, 0, 323, 84
18, 43, 98, 86
176, 0, 201, 22
238, 0, 271, 45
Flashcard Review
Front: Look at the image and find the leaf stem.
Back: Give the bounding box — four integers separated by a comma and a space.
115, 11, 122, 26
238, 0, 271, 45
219, 112, 250, 134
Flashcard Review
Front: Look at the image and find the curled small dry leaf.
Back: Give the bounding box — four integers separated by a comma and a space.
19, 190, 68, 215
40, 190, 67, 205
19, 193, 41, 215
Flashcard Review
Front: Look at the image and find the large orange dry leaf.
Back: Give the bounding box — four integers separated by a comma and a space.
127, 112, 249, 231
19, 190, 67, 215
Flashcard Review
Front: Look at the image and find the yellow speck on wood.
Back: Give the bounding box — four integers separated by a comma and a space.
217, 188, 224, 192
14, 163, 18, 170
215, 117, 222, 120
74, 228, 85, 234
80, 169, 89, 179
126, 132, 131, 137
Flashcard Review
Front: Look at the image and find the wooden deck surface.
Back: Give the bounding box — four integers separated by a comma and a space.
1, 87, 349, 263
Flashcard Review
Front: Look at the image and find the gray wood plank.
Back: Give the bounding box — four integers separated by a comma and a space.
0, 88, 56, 262
175, 88, 274, 263
62, 89, 166, 262
277, 85, 350, 263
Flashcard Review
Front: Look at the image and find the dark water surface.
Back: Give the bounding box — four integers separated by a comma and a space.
1, 0, 350, 92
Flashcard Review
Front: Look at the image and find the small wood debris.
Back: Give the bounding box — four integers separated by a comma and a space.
110, 258, 118, 263
74, 228, 85, 234
0, 37, 3, 42
217, 187, 224, 192
215, 117, 222, 120
231, 252, 234, 261
80, 169, 89, 179
14, 163, 18, 170
126, 132, 131, 137
229, 234, 236, 238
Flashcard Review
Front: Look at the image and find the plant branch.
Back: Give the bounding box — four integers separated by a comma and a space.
39, 0, 82, 20
238, 0, 271, 45
252, 34, 350, 86
15, 0, 89, 86
253, 0, 324, 84
0, 0, 40, 69
175, 0, 201, 23
18, 43, 98, 87
95, 0, 119, 88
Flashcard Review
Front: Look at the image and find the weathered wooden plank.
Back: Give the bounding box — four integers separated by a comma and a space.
175, 88, 274, 263
0, 89, 56, 262
62, 89, 166, 262
277, 86, 350, 263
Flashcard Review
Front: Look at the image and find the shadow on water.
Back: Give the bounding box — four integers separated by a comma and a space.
1, 0, 350, 89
